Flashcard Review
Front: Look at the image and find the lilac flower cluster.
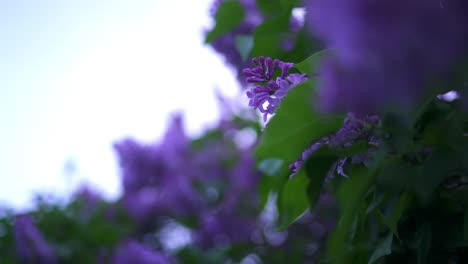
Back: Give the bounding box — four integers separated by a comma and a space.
113, 114, 208, 225
244, 56, 307, 121
290, 113, 380, 177
305, 0, 468, 113
114, 114, 261, 245
9, 110, 338, 263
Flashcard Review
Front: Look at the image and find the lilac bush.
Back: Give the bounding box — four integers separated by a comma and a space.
3, 0, 468, 263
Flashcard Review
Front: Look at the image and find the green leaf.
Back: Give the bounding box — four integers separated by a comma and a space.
366, 191, 386, 215
305, 155, 337, 211
278, 170, 309, 229
234, 35, 254, 61
254, 80, 343, 186
250, 11, 291, 58
205, 1, 245, 44
277, 155, 336, 229
328, 149, 386, 264
416, 149, 461, 203
254, 80, 343, 224
280, 0, 300, 8
295, 49, 333, 76
388, 192, 411, 239
256, 0, 283, 14
376, 158, 420, 193
368, 232, 393, 264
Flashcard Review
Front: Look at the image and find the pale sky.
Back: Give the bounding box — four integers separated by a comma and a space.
0, 0, 241, 209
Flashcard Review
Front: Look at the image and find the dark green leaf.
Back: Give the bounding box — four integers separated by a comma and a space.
278, 170, 309, 229
305, 155, 336, 210
376, 158, 420, 193
280, 0, 300, 8
205, 1, 245, 44
256, 0, 283, 14
416, 149, 462, 202
366, 191, 385, 215
328, 166, 376, 264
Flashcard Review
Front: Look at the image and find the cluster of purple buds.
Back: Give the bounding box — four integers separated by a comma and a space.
244, 56, 307, 121
290, 113, 380, 178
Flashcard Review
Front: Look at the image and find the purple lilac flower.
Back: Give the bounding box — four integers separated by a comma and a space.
244, 56, 308, 121
289, 113, 380, 177
306, 0, 468, 113
111, 240, 174, 264
14, 214, 57, 264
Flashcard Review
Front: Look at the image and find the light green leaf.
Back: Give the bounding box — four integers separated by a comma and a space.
295, 49, 334, 76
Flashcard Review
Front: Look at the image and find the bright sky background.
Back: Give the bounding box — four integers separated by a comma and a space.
0, 0, 241, 209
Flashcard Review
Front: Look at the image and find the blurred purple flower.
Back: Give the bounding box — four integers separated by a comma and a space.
229, 150, 260, 192
112, 240, 174, 264
306, 0, 468, 113
193, 212, 257, 248
244, 56, 307, 121
14, 214, 57, 264
114, 114, 202, 222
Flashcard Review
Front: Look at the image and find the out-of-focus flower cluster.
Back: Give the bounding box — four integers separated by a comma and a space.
113, 113, 260, 246
305, 0, 468, 114
2, 112, 337, 263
